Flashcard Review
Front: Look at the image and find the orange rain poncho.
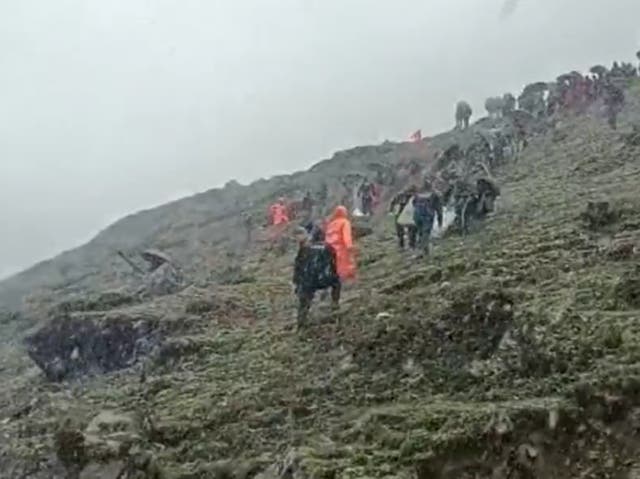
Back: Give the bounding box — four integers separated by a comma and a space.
270, 199, 289, 226
325, 205, 356, 281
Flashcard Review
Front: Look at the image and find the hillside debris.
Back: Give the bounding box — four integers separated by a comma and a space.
613, 265, 640, 309
55, 411, 164, 479
622, 124, 640, 146
25, 313, 161, 381
117, 249, 184, 297
580, 201, 618, 230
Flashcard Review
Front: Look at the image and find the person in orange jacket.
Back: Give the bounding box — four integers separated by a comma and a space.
270, 198, 290, 226
325, 205, 356, 281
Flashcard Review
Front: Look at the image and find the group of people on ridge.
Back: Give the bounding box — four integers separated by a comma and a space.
285, 53, 640, 328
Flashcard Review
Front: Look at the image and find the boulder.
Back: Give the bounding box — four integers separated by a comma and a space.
55, 410, 164, 479
25, 313, 161, 381
144, 263, 184, 297
580, 201, 617, 230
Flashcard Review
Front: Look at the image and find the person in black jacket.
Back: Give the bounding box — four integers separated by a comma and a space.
292, 226, 341, 327
603, 80, 625, 130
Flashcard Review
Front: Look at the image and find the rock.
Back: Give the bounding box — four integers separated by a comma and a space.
0, 309, 24, 325
580, 201, 617, 230
152, 337, 207, 367
55, 420, 88, 475
185, 298, 216, 314
25, 313, 161, 381
515, 443, 541, 471
144, 263, 184, 296
613, 266, 640, 309
485, 411, 513, 438
86, 410, 139, 436
74, 410, 164, 479
607, 240, 636, 260
628, 466, 640, 479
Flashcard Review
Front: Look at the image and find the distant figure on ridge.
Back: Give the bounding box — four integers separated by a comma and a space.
603, 80, 625, 130
455, 101, 473, 130
241, 211, 253, 244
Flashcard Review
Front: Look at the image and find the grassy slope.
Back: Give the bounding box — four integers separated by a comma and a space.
2, 85, 640, 478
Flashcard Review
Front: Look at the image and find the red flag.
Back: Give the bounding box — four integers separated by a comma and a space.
409, 130, 422, 142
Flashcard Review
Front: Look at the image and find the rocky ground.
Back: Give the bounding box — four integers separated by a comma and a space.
2, 84, 640, 477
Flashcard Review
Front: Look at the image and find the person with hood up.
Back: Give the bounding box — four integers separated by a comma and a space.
267, 197, 291, 251
325, 205, 356, 281
412, 180, 443, 257
357, 181, 374, 216
292, 226, 340, 327
270, 198, 290, 225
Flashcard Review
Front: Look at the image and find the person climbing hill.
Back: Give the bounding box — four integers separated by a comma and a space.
325, 206, 357, 282
267, 197, 291, 252
292, 226, 341, 328
358, 181, 374, 216
413, 180, 443, 258
269, 198, 290, 226
390, 187, 417, 250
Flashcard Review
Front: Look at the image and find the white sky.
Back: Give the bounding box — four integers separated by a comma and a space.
1, 0, 639, 278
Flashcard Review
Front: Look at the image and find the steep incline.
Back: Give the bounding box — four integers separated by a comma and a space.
1, 83, 640, 477
0, 140, 444, 311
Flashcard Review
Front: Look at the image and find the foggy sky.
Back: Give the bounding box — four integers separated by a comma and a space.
1, 0, 640, 278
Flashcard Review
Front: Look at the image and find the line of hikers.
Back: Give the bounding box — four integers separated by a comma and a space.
288, 172, 502, 328
286, 53, 640, 329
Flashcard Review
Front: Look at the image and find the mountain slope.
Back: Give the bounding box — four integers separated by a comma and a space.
0, 139, 449, 312
1, 83, 640, 478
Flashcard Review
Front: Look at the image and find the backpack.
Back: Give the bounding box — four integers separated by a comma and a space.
304, 245, 337, 291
